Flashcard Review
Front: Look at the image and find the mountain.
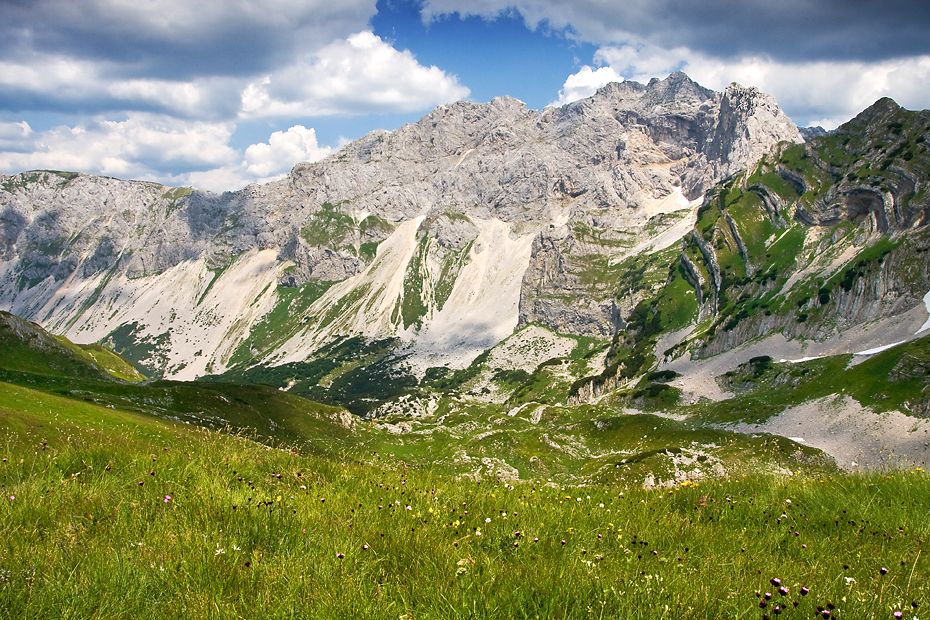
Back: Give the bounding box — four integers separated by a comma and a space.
0, 72, 801, 381
1, 73, 929, 475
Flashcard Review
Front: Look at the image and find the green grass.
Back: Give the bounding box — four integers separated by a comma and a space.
70, 343, 147, 382
1, 390, 927, 619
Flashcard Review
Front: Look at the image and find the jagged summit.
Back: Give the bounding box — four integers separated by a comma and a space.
8, 75, 925, 394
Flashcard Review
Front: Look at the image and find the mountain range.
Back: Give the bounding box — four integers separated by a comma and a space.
2, 71, 929, 479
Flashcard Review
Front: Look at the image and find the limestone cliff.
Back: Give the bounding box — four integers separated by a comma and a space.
0, 72, 806, 378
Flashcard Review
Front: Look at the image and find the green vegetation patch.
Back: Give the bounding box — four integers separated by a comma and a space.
2, 387, 926, 618
300, 202, 356, 248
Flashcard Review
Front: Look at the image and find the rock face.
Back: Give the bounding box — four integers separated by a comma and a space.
1, 72, 806, 377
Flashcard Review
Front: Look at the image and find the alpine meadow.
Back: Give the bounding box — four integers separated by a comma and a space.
1, 72, 929, 618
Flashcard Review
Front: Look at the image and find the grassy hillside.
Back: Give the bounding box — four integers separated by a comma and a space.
0, 309, 355, 453
1, 383, 927, 619
0, 303, 927, 617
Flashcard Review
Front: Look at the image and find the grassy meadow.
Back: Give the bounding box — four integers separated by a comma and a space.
2, 381, 928, 619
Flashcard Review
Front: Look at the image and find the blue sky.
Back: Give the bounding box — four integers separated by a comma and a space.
2, 0, 929, 192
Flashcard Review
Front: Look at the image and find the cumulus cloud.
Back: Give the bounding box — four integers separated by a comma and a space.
2, 32, 469, 122
0, 54, 245, 119
552, 66, 623, 106
242, 126, 331, 179
0, 2, 470, 190
0, 114, 238, 180
0, 115, 332, 192
240, 32, 470, 118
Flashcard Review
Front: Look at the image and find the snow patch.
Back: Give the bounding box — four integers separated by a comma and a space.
853, 341, 906, 356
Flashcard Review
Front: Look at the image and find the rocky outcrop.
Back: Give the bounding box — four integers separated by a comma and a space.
0, 72, 806, 377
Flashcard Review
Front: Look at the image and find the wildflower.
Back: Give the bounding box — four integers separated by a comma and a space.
880, 567, 888, 575
163, 495, 171, 503
475, 531, 482, 537
779, 587, 788, 596
336, 553, 344, 559
215, 547, 225, 556
893, 612, 903, 619
485, 518, 492, 523
8, 496, 13, 501
800, 587, 810, 596
362, 544, 369, 551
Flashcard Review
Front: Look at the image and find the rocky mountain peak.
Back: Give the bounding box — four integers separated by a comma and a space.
708, 81, 803, 175
838, 96, 905, 134
1, 72, 817, 379
644, 70, 717, 107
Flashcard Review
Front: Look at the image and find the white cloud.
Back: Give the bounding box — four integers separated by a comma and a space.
0, 26, 469, 188
552, 65, 623, 106
243, 126, 331, 178
240, 31, 470, 118
0, 115, 332, 192
0, 114, 237, 179
0, 53, 245, 119
4, 0, 379, 73
593, 44, 930, 128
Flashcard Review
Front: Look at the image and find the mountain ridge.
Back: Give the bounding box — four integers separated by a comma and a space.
0, 72, 806, 381
2, 73, 929, 426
